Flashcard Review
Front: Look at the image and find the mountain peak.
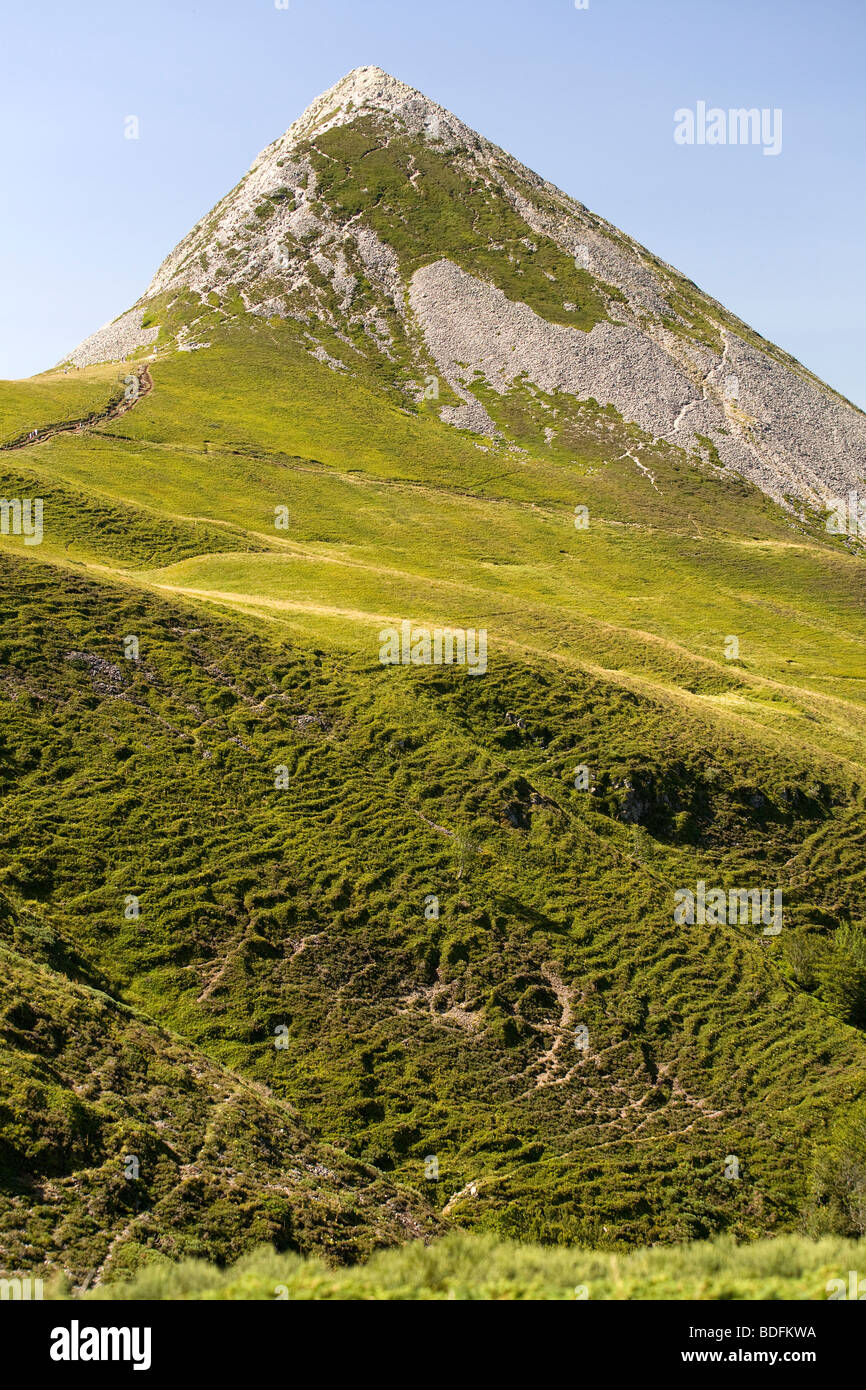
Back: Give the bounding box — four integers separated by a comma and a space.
273, 65, 475, 153
294, 65, 426, 122
67, 67, 866, 510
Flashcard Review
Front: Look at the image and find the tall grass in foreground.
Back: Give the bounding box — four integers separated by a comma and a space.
54, 1232, 866, 1301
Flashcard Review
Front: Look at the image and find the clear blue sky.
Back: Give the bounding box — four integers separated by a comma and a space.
2, 0, 864, 407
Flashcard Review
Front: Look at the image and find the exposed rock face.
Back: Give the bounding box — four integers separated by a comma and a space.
409, 259, 865, 503
66, 306, 158, 368
67, 64, 866, 509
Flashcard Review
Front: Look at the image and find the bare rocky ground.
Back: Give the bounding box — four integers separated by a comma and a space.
408, 259, 865, 504
65, 65, 866, 510
68, 307, 158, 369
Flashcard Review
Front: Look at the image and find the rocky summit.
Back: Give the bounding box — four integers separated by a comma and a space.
70, 65, 866, 508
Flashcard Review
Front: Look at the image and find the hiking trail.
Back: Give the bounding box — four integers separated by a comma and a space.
0, 365, 153, 452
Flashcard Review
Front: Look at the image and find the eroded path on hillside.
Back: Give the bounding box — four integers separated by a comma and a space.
0, 364, 153, 451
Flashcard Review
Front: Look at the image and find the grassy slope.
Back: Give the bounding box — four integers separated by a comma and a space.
0, 364, 121, 441
3, 320, 865, 761
0, 543, 864, 1264
57, 1230, 866, 1301
0, 932, 437, 1285
1, 125, 865, 1286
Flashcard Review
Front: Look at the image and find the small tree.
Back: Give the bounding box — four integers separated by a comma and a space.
454, 826, 477, 882
819, 923, 866, 1028
807, 1101, 866, 1237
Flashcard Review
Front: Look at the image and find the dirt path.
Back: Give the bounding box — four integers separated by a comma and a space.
0, 364, 153, 452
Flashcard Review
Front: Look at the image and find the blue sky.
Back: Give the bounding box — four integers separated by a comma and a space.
2, 0, 863, 407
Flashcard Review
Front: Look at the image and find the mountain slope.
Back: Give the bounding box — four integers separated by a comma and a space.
0, 550, 864, 1257
69, 65, 866, 509
1, 67, 865, 1279
0, 915, 437, 1287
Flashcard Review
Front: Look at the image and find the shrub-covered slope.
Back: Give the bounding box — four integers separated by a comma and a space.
0, 553, 864, 1271
54, 1229, 866, 1301
0, 911, 437, 1287
1, 66, 865, 1288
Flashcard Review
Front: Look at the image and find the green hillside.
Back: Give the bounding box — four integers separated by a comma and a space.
0, 933, 437, 1284
1, 68, 865, 1295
